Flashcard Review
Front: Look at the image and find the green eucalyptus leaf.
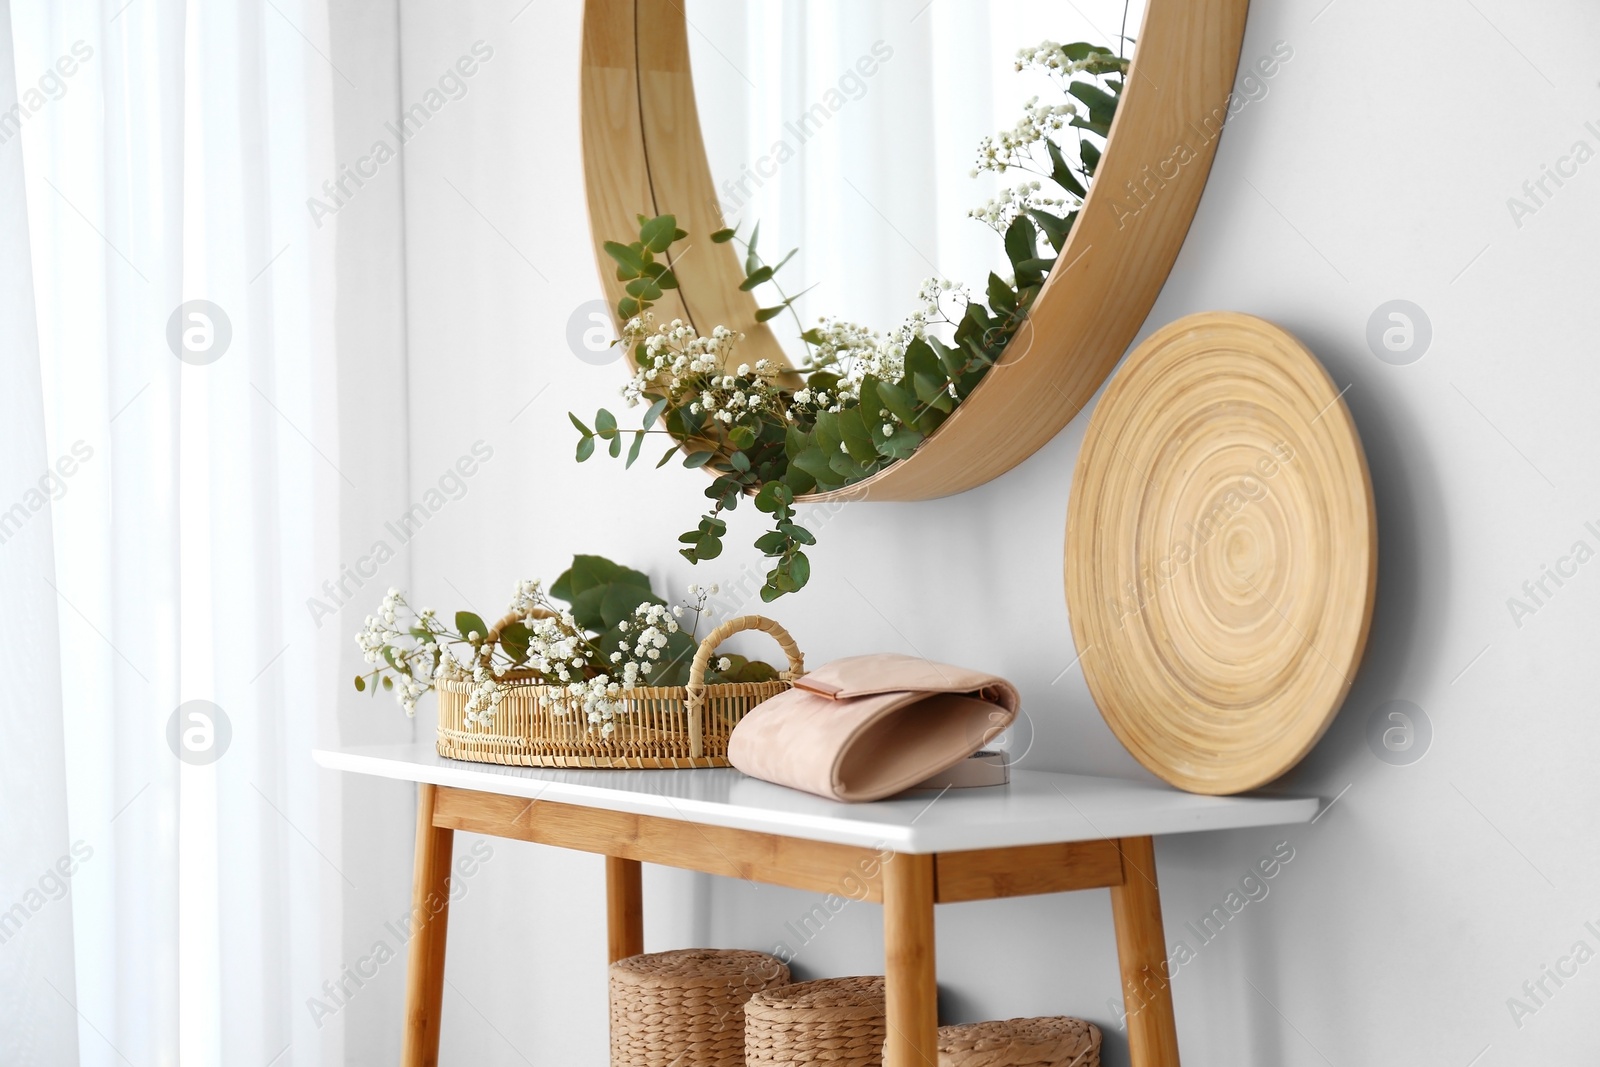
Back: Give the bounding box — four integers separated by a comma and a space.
682, 450, 714, 468
639, 214, 679, 253
354, 674, 366, 692
791, 447, 836, 485
641, 396, 669, 431
1080, 138, 1103, 178
812, 410, 843, 455
807, 370, 843, 393
624, 276, 663, 302
497, 621, 532, 664
599, 581, 659, 629
739, 265, 774, 291
786, 551, 811, 590
828, 447, 866, 480
987, 272, 1018, 316
706, 654, 780, 685
926, 337, 965, 377
1005, 216, 1045, 286
875, 380, 921, 426
1045, 138, 1087, 198
1027, 209, 1072, 254
657, 445, 679, 468
550, 555, 651, 606
603, 240, 646, 278
455, 611, 488, 641
837, 407, 877, 463
754, 305, 787, 323
576, 435, 595, 461
782, 463, 817, 497
626, 429, 646, 468
780, 522, 815, 545
1068, 81, 1119, 127
744, 221, 761, 273
877, 425, 923, 460
913, 371, 955, 413
710, 227, 737, 243
753, 481, 783, 514
595, 409, 618, 439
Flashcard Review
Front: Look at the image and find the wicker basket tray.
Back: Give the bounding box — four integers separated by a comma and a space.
610, 948, 791, 1066
436, 614, 802, 768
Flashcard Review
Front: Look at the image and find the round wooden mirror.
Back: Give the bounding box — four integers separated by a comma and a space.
580, 0, 1250, 502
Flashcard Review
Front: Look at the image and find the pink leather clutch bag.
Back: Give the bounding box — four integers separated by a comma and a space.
726, 653, 1020, 802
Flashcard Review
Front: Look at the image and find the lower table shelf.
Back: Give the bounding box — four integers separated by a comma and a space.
404, 782, 1179, 1067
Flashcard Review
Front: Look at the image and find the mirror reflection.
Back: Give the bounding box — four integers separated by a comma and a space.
687, 0, 1146, 362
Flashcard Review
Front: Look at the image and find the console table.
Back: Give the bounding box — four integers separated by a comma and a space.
314, 742, 1317, 1066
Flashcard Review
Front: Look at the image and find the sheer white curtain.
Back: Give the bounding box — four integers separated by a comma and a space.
4, 1, 347, 1063
0, 4, 79, 1061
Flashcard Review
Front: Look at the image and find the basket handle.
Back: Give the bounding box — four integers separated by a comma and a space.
686, 615, 805, 758
484, 609, 553, 644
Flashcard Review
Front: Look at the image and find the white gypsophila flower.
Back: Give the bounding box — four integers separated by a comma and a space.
717, 657, 732, 671
969, 41, 1125, 228
969, 181, 1077, 235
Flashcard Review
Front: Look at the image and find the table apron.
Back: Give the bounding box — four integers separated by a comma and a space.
431, 786, 1128, 904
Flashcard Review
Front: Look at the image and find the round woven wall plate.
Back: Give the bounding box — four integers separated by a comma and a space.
1065, 312, 1376, 794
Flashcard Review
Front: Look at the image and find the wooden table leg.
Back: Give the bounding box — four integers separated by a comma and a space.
605, 856, 644, 962
1109, 836, 1180, 1067
883, 852, 938, 1067
402, 783, 454, 1067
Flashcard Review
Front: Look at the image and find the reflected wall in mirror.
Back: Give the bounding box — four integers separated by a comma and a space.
686, 1, 1146, 371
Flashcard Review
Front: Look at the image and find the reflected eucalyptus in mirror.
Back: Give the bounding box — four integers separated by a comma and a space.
572, 18, 1133, 600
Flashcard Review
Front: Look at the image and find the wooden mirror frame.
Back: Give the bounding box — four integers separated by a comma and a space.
581, 0, 1251, 502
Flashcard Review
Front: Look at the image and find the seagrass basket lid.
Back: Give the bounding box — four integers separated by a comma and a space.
610, 949, 789, 1067
937, 1016, 1102, 1066
744, 975, 886, 1065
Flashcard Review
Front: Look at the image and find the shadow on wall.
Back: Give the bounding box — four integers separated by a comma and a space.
1275, 316, 1446, 785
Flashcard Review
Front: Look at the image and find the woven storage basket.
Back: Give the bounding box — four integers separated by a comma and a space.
744, 975, 886, 1066
937, 1017, 1102, 1067
436, 614, 803, 768
610, 948, 790, 1066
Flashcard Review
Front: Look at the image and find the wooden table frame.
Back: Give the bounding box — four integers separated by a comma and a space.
400, 783, 1182, 1066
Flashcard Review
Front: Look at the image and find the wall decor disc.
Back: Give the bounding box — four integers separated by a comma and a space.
1065, 312, 1376, 795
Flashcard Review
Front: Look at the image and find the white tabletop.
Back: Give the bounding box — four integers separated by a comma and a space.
315, 742, 1319, 854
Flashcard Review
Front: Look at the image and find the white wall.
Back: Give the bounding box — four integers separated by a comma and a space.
361, 1, 1600, 1063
